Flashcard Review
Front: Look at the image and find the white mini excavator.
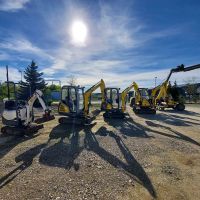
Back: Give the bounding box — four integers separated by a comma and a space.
1, 82, 54, 135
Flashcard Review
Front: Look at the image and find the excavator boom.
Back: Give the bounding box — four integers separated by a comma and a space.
121, 81, 139, 112
83, 79, 105, 115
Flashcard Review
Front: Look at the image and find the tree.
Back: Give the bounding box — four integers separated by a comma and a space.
68, 75, 77, 86
0, 82, 17, 100
44, 84, 61, 103
18, 61, 46, 100
184, 77, 198, 103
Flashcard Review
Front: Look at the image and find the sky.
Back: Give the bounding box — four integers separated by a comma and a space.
0, 0, 200, 89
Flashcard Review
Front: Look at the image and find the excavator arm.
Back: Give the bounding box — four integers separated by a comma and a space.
26, 90, 53, 124
121, 82, 139, 112
154, 64, 200, 104
151, 64, 184, 100
83, 79, 106, 115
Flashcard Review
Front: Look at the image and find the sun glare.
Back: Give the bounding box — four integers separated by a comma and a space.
71, 20, 88, 45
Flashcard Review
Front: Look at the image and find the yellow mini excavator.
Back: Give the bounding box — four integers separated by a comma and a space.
103, 87, 126, 118
122, 82, 156, 114
58, 79, 106, 125
150, 64, 200, 111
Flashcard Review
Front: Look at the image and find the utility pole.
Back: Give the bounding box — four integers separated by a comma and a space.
18, 69, 22, 81
155, 77, 157, 87
6, 65, 10, 99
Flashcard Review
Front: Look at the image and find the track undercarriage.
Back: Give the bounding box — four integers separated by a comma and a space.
133, 106, 156, 114
1, 124, 44, 136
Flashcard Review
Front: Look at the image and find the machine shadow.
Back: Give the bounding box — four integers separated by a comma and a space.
38, 121, 156, 197
139, 112, 200, 127
168, 114, 200, 122
0, 133, 40, 160
39, 123, 88, 170
105, 112, 200, 147
0, 143, 45, 189
85, 127, 157, 198
163, 109, 200, 117
104, 114, 154, 139
89, 109, 102, 121
145, 120, 200, 147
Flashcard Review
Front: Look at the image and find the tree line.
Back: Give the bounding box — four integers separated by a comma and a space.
0, 61, 61, 103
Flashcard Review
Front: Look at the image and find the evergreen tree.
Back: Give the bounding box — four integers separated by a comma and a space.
18, 61, 46, 100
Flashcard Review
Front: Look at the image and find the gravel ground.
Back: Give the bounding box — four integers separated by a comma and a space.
0, 104, 200, 200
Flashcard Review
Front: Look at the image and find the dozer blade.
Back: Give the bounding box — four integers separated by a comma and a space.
133, 108, 156, 114
58, 116, 92, 125
1, 124, 43, 136
103, 110, 125, 119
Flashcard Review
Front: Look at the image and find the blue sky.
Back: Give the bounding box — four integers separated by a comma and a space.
0, 0, 200, 88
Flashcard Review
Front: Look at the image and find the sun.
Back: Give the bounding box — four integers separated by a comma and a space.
71, 20, 88, 45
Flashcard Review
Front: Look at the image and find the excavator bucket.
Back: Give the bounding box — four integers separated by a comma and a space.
103, 109, 125, 119
35, 110, 55, 124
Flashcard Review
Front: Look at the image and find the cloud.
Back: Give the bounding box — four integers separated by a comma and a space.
39, 1, 182, 82
0, 0, 30, 11
0, 36, 53, 61
0, 52, 10, 60
55, 62, 200, 90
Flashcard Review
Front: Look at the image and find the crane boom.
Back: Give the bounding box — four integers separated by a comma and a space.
166, 63, 200, 83
182, 64, 200, 72
166, 64, 184, 83
154, 63, 200, 107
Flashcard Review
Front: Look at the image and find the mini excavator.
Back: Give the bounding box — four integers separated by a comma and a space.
150, 64, 200, 111
58, 79, 106, 125
103, 87, 125, 118
58, 80, 126, 122
1, 82, 54, 135
121, 81, 156, 114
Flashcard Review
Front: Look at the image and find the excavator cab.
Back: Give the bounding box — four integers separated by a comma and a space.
105, 88, 120, 110
137, 88, 153, 107
103, 87, 125, 119
58, 80, 106, 125
58, 85, 84, 118
139, 88, 149, 100
126, 82, 156, 114
133, 88, 156, 114
1, 81, 25, 127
